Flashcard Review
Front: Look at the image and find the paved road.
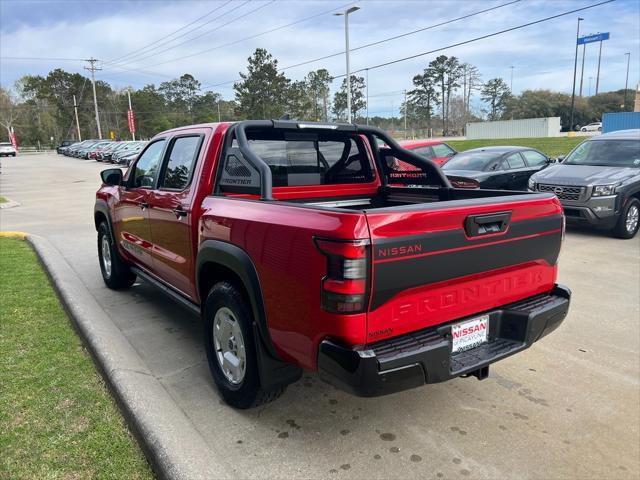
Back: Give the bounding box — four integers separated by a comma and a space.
2, 153, 639, 479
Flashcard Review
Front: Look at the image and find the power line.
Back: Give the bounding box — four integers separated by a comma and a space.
136, 1, 355, 70
0, 56, 87, 61
106, 0, 272, 69
199, 0, 523, 90
333, 0, 616, 78
279, 0, 522, 71
102, 0, 234, 66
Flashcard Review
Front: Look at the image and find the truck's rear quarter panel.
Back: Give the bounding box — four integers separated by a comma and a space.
199, 197, 370, 370
365, 194, 564, 343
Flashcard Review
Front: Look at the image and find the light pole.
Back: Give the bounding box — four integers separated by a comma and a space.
569, 17, 584, 132
510, 66, 514, 92
623, 52, 631, 109
335, 5, 360, 123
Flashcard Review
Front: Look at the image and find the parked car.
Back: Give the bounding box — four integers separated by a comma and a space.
95, 120, 570, 408
442, 146, 555, 190
580, 122, 602, 132
399, 139, 457, 165
0, 142, 17, 157
112, 141, 146, 164
65, 139, 100, 157
87, 141, 115, 160
529, 129, 640, 239
56, 140, 77, 154
95, 141, 123, 162
119, 151, 140, 167
81, 141, 112, 159
99, 141, 131, 162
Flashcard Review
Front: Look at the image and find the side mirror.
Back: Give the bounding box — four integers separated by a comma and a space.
100, 168, 122, 186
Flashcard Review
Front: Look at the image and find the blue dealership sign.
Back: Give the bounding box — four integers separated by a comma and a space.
578, 32, 610, 45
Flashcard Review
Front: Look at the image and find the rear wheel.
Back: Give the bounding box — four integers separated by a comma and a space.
97, 221, 136, 288
612, 198, 640, 239
203, 282, 285, 408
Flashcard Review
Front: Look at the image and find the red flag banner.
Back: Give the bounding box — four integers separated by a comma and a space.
9, 127, 18, 151
127, 109, 136, 134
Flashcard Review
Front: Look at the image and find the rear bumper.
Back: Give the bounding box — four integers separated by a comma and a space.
318, 284, 571, 397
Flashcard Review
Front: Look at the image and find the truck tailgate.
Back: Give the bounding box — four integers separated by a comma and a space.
364, 194, 563, 343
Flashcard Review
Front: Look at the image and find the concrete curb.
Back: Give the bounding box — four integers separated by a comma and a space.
26, 234, 231, 480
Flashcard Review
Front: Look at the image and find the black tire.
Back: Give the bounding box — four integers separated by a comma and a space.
581, 127, 587, 132
97, 222, 136, 289
203, 281, 285, 409
612, 198, 640, 239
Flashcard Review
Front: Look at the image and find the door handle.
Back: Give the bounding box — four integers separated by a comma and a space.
138, 201, 149, 210
172, 208, 188, 219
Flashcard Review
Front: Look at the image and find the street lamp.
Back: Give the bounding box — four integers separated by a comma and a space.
623, 52, 631, 109
569, 17, 584, 132
335, 5, 360, 123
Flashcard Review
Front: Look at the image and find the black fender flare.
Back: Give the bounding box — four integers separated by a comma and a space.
196, 239, 302, 389
94, 199, 113, 233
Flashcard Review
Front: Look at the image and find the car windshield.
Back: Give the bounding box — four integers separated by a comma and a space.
442, 151, 499, 171
563, 139, 640, 167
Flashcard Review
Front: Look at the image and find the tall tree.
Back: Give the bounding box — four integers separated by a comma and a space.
408, 68, 439, 129
461, 63, 482, 120
428, 55, 464, 134
234, 48, 290, 119
305, 69, 332, 121
481, 78, 511, 120
286, 80, 314, 120
332, 75, 366, 121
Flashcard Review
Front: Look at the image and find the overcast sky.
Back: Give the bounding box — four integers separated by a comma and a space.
1, 0, 638, 116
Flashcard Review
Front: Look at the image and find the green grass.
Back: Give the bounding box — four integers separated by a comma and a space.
0, 238, 153, 480
447, 136, 586, 158
0, 196, 7, 204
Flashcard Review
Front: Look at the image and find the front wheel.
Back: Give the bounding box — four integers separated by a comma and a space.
203, 282, 285, 408
97, 222, 136, 288
581, 127, 587, 132
612, 198, 640, 239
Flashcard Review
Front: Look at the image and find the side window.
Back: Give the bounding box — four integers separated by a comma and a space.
521, 150, 548, 167
159, 136, 201, 190
410, 146, 434, 159
132, 140, 165, 188
505, 153, 526, 169
432, 143, 456, 157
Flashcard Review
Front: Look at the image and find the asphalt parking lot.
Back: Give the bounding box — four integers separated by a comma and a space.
2, 153, 639, 479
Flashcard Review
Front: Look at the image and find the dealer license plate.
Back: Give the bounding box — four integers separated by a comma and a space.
451, 315, 489, 354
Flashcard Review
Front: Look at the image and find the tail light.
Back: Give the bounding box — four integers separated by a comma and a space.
450, 178, 480, 189
315, 238, 370, 314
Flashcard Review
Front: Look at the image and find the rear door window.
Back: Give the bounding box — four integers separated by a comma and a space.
505, 153, 526, 169
222, 135, 374, 188
521, 150, 548, 167
432, 143, 456, 157
158, 136, 202, 190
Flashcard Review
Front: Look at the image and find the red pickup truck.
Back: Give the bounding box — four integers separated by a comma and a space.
95, 120, 570, 408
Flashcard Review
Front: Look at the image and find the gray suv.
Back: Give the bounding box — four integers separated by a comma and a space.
528, 129, 640, 239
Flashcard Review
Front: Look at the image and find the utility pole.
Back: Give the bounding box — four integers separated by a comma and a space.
365, 68, 369, 125
126, 89, 135, 141
623, 52, 631, 109
403, 89, 407, 139
335, 6, 360, 123
84, 57, 102, 139
579, 42, 586, 96
73, 94, 82, 141
217, 100, 221, 122
569, 17, 584, 132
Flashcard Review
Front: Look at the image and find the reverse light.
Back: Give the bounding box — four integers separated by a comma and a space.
315, 238, 369, 314
592, 184, 617, 196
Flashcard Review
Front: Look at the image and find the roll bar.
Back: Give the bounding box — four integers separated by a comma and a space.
229, 120, 452, 200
